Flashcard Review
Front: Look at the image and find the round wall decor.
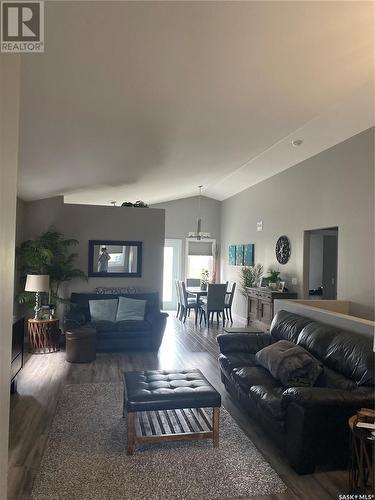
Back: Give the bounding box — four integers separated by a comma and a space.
275, 235, 291, 264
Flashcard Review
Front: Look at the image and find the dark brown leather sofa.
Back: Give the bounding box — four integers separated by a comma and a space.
217, 310, 374, 473
64, 292, 168, 352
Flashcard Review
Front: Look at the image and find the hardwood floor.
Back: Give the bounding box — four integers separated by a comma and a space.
8, 314, 348, 500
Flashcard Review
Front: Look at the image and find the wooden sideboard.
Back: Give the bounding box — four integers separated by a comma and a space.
246, 287, 297, 331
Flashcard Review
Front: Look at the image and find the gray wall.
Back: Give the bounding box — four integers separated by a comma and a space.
19, 196, 165, 299
16, 198, 25, 247
221, 128, 374, 321
151, 195, 221, 279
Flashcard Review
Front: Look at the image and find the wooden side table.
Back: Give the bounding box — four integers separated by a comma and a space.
349, 413, 375, 493
28, 319, 60, 354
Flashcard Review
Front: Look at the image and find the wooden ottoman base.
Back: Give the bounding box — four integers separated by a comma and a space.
126, 407, 220, 455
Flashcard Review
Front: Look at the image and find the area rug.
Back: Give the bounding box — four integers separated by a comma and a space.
31, 383, 286, 500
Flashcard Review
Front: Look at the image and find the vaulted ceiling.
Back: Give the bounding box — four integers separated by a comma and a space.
18, 1, 374, 205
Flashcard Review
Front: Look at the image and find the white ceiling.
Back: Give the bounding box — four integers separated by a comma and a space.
18, 1, 374, 205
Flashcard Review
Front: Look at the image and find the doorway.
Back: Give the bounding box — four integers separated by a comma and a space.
162, 239, 182, 310
304, 227, 338, 300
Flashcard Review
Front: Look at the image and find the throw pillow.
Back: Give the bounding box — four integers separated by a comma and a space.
89, 299, 118, 322
116, 296, 146, 321
256, 340, 323, 387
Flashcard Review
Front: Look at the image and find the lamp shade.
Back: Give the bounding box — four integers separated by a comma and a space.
25, 274, 50, 292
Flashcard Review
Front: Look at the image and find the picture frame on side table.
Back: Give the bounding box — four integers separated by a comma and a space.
260, 277, 268, 288
278, 281, 286, 292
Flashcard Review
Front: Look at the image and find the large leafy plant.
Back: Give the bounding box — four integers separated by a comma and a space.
239, 264, 264, 296
16, 227, 86, 305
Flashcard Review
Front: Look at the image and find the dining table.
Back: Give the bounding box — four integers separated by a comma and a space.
186, 286, 230, 326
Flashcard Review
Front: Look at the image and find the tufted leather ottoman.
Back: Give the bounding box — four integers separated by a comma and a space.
124, 369, 221, 454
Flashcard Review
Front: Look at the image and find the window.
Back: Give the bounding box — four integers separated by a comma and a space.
108, 252, 124, 267
187, 255, 213, 279
186, 239, 216, 280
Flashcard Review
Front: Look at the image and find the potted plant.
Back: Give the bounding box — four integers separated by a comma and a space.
200, 269, 209, 291
239, 264, 264, 297
265, 268, 281, 290
16, 227, 86, 310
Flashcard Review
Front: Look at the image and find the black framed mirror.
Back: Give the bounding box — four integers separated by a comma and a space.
88, 240, 142, 277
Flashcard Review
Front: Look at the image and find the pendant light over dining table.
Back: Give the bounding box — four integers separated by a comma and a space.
188, 185, 211, 240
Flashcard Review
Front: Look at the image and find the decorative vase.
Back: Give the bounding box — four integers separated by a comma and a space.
269, 282, 277, 290
200, 281, 207, 291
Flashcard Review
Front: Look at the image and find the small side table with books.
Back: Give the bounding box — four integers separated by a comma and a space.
348, 408, 375, 494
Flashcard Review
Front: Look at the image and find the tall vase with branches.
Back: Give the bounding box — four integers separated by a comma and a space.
16, 227, 86, 306
239, 264, 264, 297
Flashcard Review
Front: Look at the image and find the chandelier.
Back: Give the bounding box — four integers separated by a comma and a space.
188, 185, 211, 240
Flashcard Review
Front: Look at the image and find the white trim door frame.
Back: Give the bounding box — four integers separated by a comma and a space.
163, 239, 182, 310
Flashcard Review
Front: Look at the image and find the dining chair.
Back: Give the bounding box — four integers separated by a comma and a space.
186, 278, 201, 287
175, 280, 182, 318
180, 281, 201, 323
224, 282, 236, 323
199, 284, 227, 327
177, 281, 186, 320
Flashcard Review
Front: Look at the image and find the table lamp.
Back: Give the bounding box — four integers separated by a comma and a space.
25, 274, 50, 319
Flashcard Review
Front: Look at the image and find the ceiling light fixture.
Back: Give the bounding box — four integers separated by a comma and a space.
188, 185, 211, 240
291, 139, 303, 147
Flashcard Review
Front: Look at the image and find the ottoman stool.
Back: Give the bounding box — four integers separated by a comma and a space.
123, 369, 221, 455
65, 327, 96, 363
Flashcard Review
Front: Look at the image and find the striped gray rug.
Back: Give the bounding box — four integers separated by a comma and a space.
31, 383, 286, 500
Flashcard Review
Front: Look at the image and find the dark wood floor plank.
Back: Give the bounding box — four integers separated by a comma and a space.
8, 313, 349, 500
